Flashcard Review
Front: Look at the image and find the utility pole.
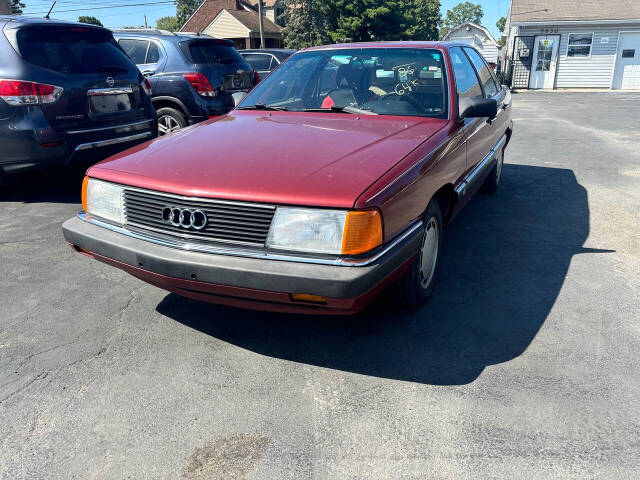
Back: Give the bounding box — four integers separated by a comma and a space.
257, 0, 265, 49
144, 14, 148, 29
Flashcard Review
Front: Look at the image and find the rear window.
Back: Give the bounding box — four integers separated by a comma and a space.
188, 42, 244, 65
16, 26, 135, 75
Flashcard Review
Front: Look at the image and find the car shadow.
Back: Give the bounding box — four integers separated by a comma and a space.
156, 164, 609, 385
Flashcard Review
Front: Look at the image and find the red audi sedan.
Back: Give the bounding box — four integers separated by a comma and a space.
63, 42, 512, 315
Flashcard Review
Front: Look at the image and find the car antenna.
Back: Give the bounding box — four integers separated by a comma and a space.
44, 1, 56, 19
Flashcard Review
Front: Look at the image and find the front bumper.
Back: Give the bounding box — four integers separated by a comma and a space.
62, 216, 422, 315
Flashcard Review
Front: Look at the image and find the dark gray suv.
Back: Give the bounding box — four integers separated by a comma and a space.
0, 16, 157, 181
113, 30, 257, 135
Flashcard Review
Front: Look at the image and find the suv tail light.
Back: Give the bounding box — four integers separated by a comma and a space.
141, 78, 152, 96
183, 72, 216, 97
0, 80, 63, 106
253, 70, 261, 85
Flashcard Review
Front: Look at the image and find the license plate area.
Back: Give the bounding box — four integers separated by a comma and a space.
89, 94, 132, 114
222, 73, 252, 91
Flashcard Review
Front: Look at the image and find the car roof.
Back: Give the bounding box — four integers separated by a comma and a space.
111, 29, 232, 46
240, 49, 296, 54
302, 41, 470, 52
0, 15, 108, 30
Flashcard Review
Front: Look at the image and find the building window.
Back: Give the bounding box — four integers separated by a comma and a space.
567, 33, 593, 57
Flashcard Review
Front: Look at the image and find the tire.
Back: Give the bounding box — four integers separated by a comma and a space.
388, 198, 444, 309
480, 147, 504, 194
156, 107, 187, 135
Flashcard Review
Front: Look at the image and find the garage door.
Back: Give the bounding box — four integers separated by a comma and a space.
613, 32, 640, 89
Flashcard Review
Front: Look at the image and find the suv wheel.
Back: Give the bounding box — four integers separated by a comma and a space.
480, 147, 504, 194
157, 107, 186, 135
388, 199, 443, 308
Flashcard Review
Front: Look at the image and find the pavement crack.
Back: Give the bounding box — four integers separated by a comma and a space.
0, 371, 49, 404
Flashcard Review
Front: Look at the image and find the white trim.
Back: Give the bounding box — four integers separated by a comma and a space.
179, 0, 209, 32
565, 32, 594, 59
513, 19, 640, 27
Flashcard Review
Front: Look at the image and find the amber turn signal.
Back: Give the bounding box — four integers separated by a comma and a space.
81, 176, 89, 213
291, 293, 327, 304
341, 209, 383, 255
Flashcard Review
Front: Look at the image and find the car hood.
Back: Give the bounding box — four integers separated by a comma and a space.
89, 111, 447, 208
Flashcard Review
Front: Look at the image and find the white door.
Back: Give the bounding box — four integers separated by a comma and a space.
613, 32, 640, 89
529, 35, 560, 89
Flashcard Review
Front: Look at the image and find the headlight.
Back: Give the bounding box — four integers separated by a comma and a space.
266, 207, 382, 255
82, 177, 125, 225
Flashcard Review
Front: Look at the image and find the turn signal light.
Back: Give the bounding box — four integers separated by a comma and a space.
342, 209, 383, 255
81, 176, 89, 213
291, 293, 327, 304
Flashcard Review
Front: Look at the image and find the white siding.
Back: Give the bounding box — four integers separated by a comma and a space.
204, 10, 250, 39
445, 25, 499, 63
520, 25, 640, 88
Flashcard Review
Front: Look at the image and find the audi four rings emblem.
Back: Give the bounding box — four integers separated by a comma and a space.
162, 207, 208, 230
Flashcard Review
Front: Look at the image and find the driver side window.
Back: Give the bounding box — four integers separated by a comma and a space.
449, 47, 482, 100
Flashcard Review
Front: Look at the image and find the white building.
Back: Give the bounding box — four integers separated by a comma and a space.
441, 22, 499, 67
503, 0, 640, 90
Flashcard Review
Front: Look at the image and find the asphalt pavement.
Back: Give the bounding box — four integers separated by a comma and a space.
1, 92, 639, 479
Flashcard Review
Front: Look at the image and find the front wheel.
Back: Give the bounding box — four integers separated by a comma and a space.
388, 199, 443, 309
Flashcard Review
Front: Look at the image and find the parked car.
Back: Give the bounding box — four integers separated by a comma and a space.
239, 48, 295, 79
63, 42, 512, 315
112, 30, 257, 135
0, 16, 157, 181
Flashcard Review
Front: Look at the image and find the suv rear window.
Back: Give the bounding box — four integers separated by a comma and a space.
188, 42, 244, 65
16, 26, 135, 75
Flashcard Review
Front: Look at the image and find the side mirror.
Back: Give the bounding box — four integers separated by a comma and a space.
232, 91, 247, 107
459, 97, 498, 120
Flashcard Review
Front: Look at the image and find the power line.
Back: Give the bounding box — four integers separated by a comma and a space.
24, 1, 175, 15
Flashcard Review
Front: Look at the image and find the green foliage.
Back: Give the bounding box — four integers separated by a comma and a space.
402, 0, 441, 41
77, 16, 103, 27
282, 0, 441, 47
11, 0, 24, 14
281, 0, 333, 49
496, 16, 506, 46
156, 16, 182, 31
122, 26, 146, 29
439, 1, 483, 38
176, 0, 205, 26
330, 0, 405, 43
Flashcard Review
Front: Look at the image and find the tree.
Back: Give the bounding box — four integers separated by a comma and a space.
78, 16, 103, 27
402, 0, 441, 41
329, 0, 406, 43
176, 0, 205, 27
281, 0, 333, 49
156, 16, 182, 31
11, 0, 24, 14
496, 16, 506, 47
439, 1, 483, 38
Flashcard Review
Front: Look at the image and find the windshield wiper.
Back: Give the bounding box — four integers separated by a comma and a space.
237, 103, 288, 111
303, 105, 378, 115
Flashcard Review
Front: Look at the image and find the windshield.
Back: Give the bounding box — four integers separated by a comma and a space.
239, 48, 448, 118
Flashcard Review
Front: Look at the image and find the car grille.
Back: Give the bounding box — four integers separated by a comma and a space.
123, 188, 276, 246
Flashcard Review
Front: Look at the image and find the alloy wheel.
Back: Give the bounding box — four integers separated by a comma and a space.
158, 114, 181, 135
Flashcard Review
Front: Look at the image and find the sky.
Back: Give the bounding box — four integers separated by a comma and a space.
21, 0, 510, 38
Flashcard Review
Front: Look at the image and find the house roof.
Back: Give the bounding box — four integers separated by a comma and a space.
441, 22, 498, 45
181, 0, 242, 32
0, 0, 11, 15
244, 0, 279, 7
225, 9, 282, 33
510, 0, 640, 23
